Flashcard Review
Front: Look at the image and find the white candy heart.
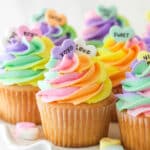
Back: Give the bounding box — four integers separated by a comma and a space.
75, 38, 97, 57
2, 27, 18, 46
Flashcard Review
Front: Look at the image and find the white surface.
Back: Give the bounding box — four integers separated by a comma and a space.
0, 120, 120, 150
0, 0, 150, 37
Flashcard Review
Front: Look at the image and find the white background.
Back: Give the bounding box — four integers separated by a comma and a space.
0, 0, 150, 37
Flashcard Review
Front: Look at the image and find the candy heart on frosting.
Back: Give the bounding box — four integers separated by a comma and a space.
32, 8, 47, 22
137, 51, 150, 64
75, 38, 97, 57
145, 11, 150, 21
17, 25, 42, 41
2, 27, 18, 46
45, 9, 67, 27
52, 39, 76, 59
96, 5, 117, 19
110, 26, 135, 42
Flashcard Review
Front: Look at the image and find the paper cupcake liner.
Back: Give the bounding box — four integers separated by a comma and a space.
37, 94, 115, 147
111, 85, 123, 122
117, 110, 150, 150
0, 84, 41, 124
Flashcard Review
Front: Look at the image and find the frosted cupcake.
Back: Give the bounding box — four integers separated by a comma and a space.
33, 9, 77, 46
0, 35, 54, 124
81, 5, 129, 48
117, 53, 150, 150
97, 26, 139, 121
36, 39, 115, 147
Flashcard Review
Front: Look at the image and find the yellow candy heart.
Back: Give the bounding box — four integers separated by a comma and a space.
100, 138, 121, 149
145, 11, 150, 21
137, 51, 150, 64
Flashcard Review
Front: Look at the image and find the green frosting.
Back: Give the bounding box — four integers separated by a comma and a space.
0, 37, 53, 86
116, 60, 150, 111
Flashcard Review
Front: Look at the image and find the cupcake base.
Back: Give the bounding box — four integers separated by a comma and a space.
111, 85, 123, 122
0, 84, 41, 124
37, 94, 115, 147
117, 110, 150, 150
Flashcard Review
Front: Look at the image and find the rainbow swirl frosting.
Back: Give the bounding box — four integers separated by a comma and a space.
34, 9, 77, 46
117, 60, 150, 117
97, 37, 139, 87
39, 22, 76, 46
81, 6, 129, 47
0, 36, 54, 86
37, 45, 112, 105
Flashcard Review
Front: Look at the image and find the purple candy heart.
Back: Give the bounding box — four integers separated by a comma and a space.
52, 39, 76, 59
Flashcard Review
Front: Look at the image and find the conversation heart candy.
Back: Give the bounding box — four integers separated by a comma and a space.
2, 27, 18, 46
15, 122, 40, 140
45, 9, 67, 27
75, 38, 97, 57
32, 8, 47, 22
110, 26, 135, 42
52, 39, 76, 59
137, 51, 150, 64
17, 25, 42, 41
96, 5, 117, 19
145, 11, 150, 21
100, 138, 124, 150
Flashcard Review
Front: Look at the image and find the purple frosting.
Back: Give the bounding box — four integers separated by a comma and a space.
39, 22, 68, 46
5, 40, 28, 53
82, 17, 118, 41
143, 37, 150, 51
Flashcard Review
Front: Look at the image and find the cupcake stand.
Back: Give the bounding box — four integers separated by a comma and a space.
0, 121, 120, 150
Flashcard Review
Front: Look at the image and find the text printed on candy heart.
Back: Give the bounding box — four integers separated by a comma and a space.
114, 32, 130, 38
76, 44, 91, 55
60, 45, 74, 57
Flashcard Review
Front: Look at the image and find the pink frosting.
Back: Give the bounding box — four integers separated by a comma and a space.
138, 88, 150, 97
37, 87, 80, 102
84, 10, 101, 22
128, 105, 150, 117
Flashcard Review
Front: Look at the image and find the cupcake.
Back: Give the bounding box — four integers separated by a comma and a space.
116, 54, 150, 150
81, 5, 129, 48
0, 35, 54, 124
33, 9, 77, 46
97, 26, 139, 121
36, 39, 115, 147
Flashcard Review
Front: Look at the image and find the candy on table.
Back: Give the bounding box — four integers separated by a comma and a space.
100, 138, 124, 150
15, 122, 40, 140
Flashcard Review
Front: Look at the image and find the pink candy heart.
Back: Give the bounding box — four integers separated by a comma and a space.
17, 25, 42, 41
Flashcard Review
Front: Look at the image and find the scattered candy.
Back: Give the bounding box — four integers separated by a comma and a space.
110, 26, 135, 42
15, 122, 40, 140
52, 39, 76, 59
96, 5, 117, 19
17, 25, 42, 41
100, 138, 124, 150
75, 38, 97, 57
45, 9, 67, 27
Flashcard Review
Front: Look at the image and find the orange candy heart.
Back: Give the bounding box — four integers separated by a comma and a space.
45, 9, 67, 27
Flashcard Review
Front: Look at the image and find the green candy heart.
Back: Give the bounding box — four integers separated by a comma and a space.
96, 5, 117, 19
32, 8, 47, 22
110, 26, 135, 42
